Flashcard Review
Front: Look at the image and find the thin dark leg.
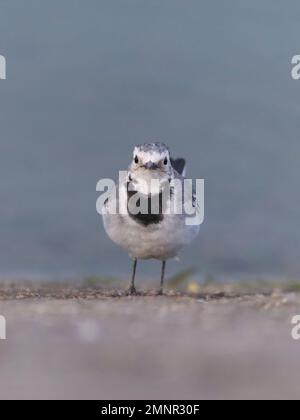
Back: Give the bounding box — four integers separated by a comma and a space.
158, 260, 166, 295
128, 258, 137, 295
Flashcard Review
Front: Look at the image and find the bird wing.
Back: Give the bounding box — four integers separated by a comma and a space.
171, 158, 186, 176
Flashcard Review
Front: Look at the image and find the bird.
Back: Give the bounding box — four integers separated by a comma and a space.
102, 142, 200, 295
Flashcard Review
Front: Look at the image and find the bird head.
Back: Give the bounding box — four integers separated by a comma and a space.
128, 142, 173, 194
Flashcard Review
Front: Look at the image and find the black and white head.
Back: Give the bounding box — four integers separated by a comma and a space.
128, 142, 173, 188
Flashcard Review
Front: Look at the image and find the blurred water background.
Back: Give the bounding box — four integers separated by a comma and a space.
0, 0, 300, 280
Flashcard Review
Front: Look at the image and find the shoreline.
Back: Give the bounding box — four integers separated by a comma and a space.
1, 279, 300, 300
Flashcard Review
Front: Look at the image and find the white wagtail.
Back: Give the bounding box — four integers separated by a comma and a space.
102, 142, 200, 295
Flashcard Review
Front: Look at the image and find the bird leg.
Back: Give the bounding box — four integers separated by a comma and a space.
128, 258, 137, 295
158, 260, 166, 295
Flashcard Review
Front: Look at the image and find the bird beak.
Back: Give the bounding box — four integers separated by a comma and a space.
144, 161, 159, 170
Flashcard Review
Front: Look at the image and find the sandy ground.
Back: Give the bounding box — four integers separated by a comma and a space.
0, 282, 300, 400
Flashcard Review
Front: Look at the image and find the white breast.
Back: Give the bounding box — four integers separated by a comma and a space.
102, 179, 200, 261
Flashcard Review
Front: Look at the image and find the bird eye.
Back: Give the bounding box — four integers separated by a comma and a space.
134, 156, 139, 164
164, 157, 168, 165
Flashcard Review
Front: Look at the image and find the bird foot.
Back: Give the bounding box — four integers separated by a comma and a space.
127, 286, 137, 296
